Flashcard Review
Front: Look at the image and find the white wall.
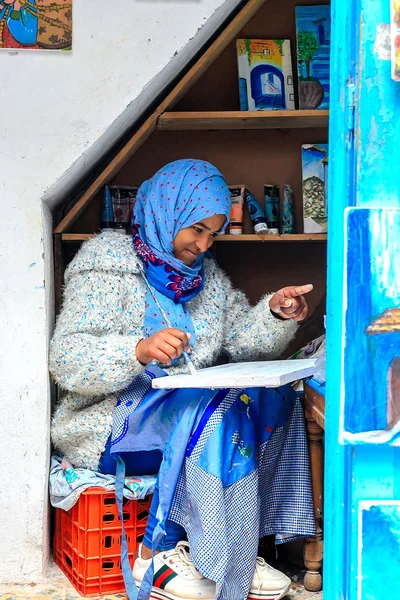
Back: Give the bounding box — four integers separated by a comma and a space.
0, 0, 240, 583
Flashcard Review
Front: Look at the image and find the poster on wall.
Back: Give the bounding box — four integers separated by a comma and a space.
341, 208, 400, 445
0, 0, 72, 50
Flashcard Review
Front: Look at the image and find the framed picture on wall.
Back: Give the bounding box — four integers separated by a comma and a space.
0, 0, 72, 50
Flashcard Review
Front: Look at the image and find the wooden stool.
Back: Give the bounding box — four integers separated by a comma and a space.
303, 382, 325, 592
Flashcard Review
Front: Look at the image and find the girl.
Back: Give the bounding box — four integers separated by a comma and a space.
50, 159, 315, 600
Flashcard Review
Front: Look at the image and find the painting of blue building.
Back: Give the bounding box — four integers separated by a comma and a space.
296, 5, 331, 109
237, 39, 295, 111
342, 208, 400, 444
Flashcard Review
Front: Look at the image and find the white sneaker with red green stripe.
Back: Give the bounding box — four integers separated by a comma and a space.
133, 543, 291, 600
133, 541, 216, 600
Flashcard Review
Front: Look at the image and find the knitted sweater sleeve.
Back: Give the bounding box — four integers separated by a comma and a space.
49, 269, 146, 396
216, 267, 298, 361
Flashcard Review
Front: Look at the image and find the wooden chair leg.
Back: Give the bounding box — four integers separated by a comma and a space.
303, 415, 324, 592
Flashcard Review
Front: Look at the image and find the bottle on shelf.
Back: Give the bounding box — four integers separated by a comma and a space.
245, 189, 269, 234
264, 185, 280, 234
110, 187, 129, 233
280, 184, 296, 234
101, 186, 115, 232
228, 186, 245, 235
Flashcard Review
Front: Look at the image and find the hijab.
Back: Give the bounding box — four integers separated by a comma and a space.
132, 159, 231, 345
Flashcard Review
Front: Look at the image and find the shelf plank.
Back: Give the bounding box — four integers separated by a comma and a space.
61, 233, 96, 241
61, 233, 327, 242
216, 234, 327, 241
157, 110, 329, 131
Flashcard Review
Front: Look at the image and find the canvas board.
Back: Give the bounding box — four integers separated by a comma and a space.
236, 39, 295, 111
302, 144, 329, 234
152, 359, 316, 390
295, 5, 331, 110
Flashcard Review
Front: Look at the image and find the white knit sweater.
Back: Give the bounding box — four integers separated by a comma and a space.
50, 232, 298, 469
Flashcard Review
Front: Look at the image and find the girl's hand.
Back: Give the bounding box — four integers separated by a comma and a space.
136, 328, 191, 365
269, 284, 313, 322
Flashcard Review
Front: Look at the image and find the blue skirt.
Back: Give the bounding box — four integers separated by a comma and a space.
110, 366, 315, 600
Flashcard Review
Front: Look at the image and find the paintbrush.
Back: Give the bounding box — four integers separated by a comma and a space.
137, 264, 197, 375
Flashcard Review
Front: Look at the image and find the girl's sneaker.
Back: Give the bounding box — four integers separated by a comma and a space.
133, 544, 291, 600
248, 556, 292, 600
133, 541, 216, 600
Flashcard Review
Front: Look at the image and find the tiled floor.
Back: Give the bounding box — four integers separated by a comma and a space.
0, 561, 322, 600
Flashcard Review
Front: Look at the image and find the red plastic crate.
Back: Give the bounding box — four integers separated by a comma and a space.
54, 487, 152, 596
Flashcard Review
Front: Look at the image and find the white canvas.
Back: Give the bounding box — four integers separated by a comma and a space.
152, 359, 316, 389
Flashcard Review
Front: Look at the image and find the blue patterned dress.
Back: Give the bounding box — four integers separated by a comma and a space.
110, 366, 315, 600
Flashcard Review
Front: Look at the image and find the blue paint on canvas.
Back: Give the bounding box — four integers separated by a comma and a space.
343, 209, 400, 441
296, 5, 331, 110
302, 144, 328, 181
359, 503, 400, 598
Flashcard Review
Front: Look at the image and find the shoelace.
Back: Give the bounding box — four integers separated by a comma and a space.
255, 556, 273, 571
166, 541, 203, 579
253, 556, 273, 591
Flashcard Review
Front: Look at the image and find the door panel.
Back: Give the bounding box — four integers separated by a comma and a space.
358, 501, 400, 599
341, 208, 400, 443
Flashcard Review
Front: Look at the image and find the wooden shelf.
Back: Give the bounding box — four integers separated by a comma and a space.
60, 233, 327, 242
216, 234, 327, 241
61, 233, 96, 241
157, 110, 329, 131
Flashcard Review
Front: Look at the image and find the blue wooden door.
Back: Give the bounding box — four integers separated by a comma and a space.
325, 0, 400, 598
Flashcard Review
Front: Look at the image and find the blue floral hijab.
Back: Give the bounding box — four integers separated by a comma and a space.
132, 159, 231, 346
